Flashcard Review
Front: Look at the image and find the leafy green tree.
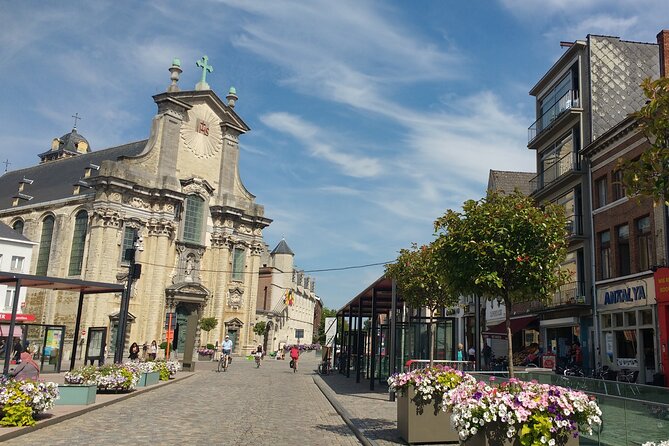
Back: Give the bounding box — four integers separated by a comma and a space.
433, 191, 568, 377
385, 242, 458, 366
199, 317, 218, 332
253, 321, 268, 337
618, 77, 669, 203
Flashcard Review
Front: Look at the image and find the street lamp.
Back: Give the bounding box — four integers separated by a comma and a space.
114, 235, 143, 363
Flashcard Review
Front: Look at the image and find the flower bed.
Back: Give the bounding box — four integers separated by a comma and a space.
197, 347, 215, 356
446, 377, 602, 445
65, 364, 139, 392
152, 360, 181, 380
0, 377, 59, 426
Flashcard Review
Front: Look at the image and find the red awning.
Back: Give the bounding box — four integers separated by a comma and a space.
482, 316, 537, 338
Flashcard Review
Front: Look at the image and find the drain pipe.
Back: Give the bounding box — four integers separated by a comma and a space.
587, 158, 600, 369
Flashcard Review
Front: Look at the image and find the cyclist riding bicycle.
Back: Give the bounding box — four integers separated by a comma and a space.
219, 335, 233, 372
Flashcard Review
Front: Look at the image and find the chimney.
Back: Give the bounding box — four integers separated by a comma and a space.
658, 30, 669, 77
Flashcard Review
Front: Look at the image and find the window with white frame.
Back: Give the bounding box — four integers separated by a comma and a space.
10, 256, 24, 272
4, 287, 15, 309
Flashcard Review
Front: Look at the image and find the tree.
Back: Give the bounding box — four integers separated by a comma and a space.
253, 321, 268, 337
433, 191, 569, 377
199, 317, 218, 332
618, 77, 669, 203
385, 242, 459, 367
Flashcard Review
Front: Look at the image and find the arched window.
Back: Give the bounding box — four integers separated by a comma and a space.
12, 220, 24, 235
68, 210, 88, 275
36, 216, 55, 275
183, 195, 205, 244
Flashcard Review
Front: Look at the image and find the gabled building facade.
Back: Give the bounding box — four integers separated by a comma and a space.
0, 222, 36, 315
255, 239, 318, 352
0, 58, 271, 366
528, 34, 659, 370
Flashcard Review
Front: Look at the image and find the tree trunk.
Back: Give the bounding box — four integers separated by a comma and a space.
505, 298, 514, 378
429, 307, 435, 367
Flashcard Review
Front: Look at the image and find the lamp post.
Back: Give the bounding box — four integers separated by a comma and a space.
114, 236, 143, 363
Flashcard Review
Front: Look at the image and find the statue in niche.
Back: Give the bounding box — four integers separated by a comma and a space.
185, 254, 195, 281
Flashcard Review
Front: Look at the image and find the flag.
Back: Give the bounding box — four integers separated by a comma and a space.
284, 289, 294, 306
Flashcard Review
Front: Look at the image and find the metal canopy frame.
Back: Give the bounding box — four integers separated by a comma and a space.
336, 276, 404, 390
0, 272, 124, 375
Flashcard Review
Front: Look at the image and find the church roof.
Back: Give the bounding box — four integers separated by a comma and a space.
271, 239, 294, 256
487, 170, 534, 196
0, 221, 33, 243
0, 140, 147, 211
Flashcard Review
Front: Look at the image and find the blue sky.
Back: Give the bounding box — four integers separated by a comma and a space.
1, 1, 667, 310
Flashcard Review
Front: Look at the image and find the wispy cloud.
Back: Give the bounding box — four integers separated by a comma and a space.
261, 112, 383, 178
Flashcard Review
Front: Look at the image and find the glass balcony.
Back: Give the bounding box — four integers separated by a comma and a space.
566, 214, 584, 237
528, 89, 580, 143
530, 152, 580, 193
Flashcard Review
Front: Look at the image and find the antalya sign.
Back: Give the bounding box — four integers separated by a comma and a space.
597, 277, 655, 310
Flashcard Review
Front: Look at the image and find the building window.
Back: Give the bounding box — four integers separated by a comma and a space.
636, 216, 652, 272
540, 132, 574, 186
68, 210, 88, 276
10, 256, 24, 272
616, 330, 636, 358
539, 72, 573, 130
232, 247, 245, 281
121, 227, 139, 263
4, 288, 15, 309
12, 220, 24, 235
599, 231, 611, 280
183, 195, 205, 244
612, 169, 626, 201
295, 329, 304, 340
36, 216, 55, 275
617, 224, 630, 276
595, 176, 607, 208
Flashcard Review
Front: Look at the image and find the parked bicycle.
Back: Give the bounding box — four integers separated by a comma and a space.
318, 358, 331, 375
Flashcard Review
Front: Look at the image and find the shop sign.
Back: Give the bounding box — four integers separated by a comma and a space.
605, 333, 614, 362
617, 358, 638, 368
597, 277, 655, 310
485, 299, 505, 322
654, 267, 669, 303
0, 313, 36, 322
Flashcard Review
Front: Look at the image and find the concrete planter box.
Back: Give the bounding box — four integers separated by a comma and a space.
138, 371, 161, 387
197, 354, 213, 361
461, 424, 578, 446
397, 387, 459, 444
56, 384, 97, 405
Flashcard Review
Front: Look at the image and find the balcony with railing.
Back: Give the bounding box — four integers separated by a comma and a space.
566, 214, 584, 238
529, 152, 580, 193
528, 89, 580, 144
547, 281, 587, 308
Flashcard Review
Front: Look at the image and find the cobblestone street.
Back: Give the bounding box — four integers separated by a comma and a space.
7, 352, 360, 446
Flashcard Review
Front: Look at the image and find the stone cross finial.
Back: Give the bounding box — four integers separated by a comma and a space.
71, 113, 82, 130
2, 159, 10, 173
195, 55, 213, 91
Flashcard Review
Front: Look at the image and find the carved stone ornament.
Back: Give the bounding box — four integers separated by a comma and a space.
109, 192, 122, 203
227, 287, 244, 309
129, 197, 150, 209
147, 218, 176, 237
180, 103, 223, 159
92, 208, 122, 227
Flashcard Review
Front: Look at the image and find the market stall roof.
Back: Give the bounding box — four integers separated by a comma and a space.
0, 272, 124, 294
336, 275, 403, 317
482, 315, 538, 338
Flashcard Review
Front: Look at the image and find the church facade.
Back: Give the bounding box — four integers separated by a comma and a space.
0, 58, 271, 366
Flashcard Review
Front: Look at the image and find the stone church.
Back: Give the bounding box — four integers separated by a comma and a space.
0, 58, 271, 366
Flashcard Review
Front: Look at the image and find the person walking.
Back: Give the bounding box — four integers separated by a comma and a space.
290, 344, 301, 373
129, 342, 140, 361
482, 343, 492, 370
456, 343, 464, 362
149, 340, 157, 360
9, 351, 40, 380
468, 345, 476, 362
12, 338, 23, 363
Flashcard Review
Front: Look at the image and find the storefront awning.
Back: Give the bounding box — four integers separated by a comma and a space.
483, 316, 537, 338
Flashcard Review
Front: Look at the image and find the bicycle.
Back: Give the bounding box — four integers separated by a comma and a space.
318, 358, 331, 375
218, 351, 231, 372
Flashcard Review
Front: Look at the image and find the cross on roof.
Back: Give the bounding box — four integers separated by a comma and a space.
2, 159, 10, 173
196, 56, 213, 85
72, 113, 82, 130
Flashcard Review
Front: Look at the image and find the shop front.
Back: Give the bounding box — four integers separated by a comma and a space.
597, 275, 657, 384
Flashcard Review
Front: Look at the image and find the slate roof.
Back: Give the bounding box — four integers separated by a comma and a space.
0, 140, 147, 211
487, 170, 534, 196
0, 221, 33, 243
271, 239, 294, 256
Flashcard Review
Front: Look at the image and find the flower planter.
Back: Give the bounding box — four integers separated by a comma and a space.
138, 371, 161, 387
197, 354, 213, 361
397, 387, 459, 444
56, 384, 97, 406
461, 424, 579, 446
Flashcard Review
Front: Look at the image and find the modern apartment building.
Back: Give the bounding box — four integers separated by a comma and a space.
528, 34, 659, 370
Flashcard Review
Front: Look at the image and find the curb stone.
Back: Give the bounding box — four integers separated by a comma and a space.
313, 374, 376, 446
